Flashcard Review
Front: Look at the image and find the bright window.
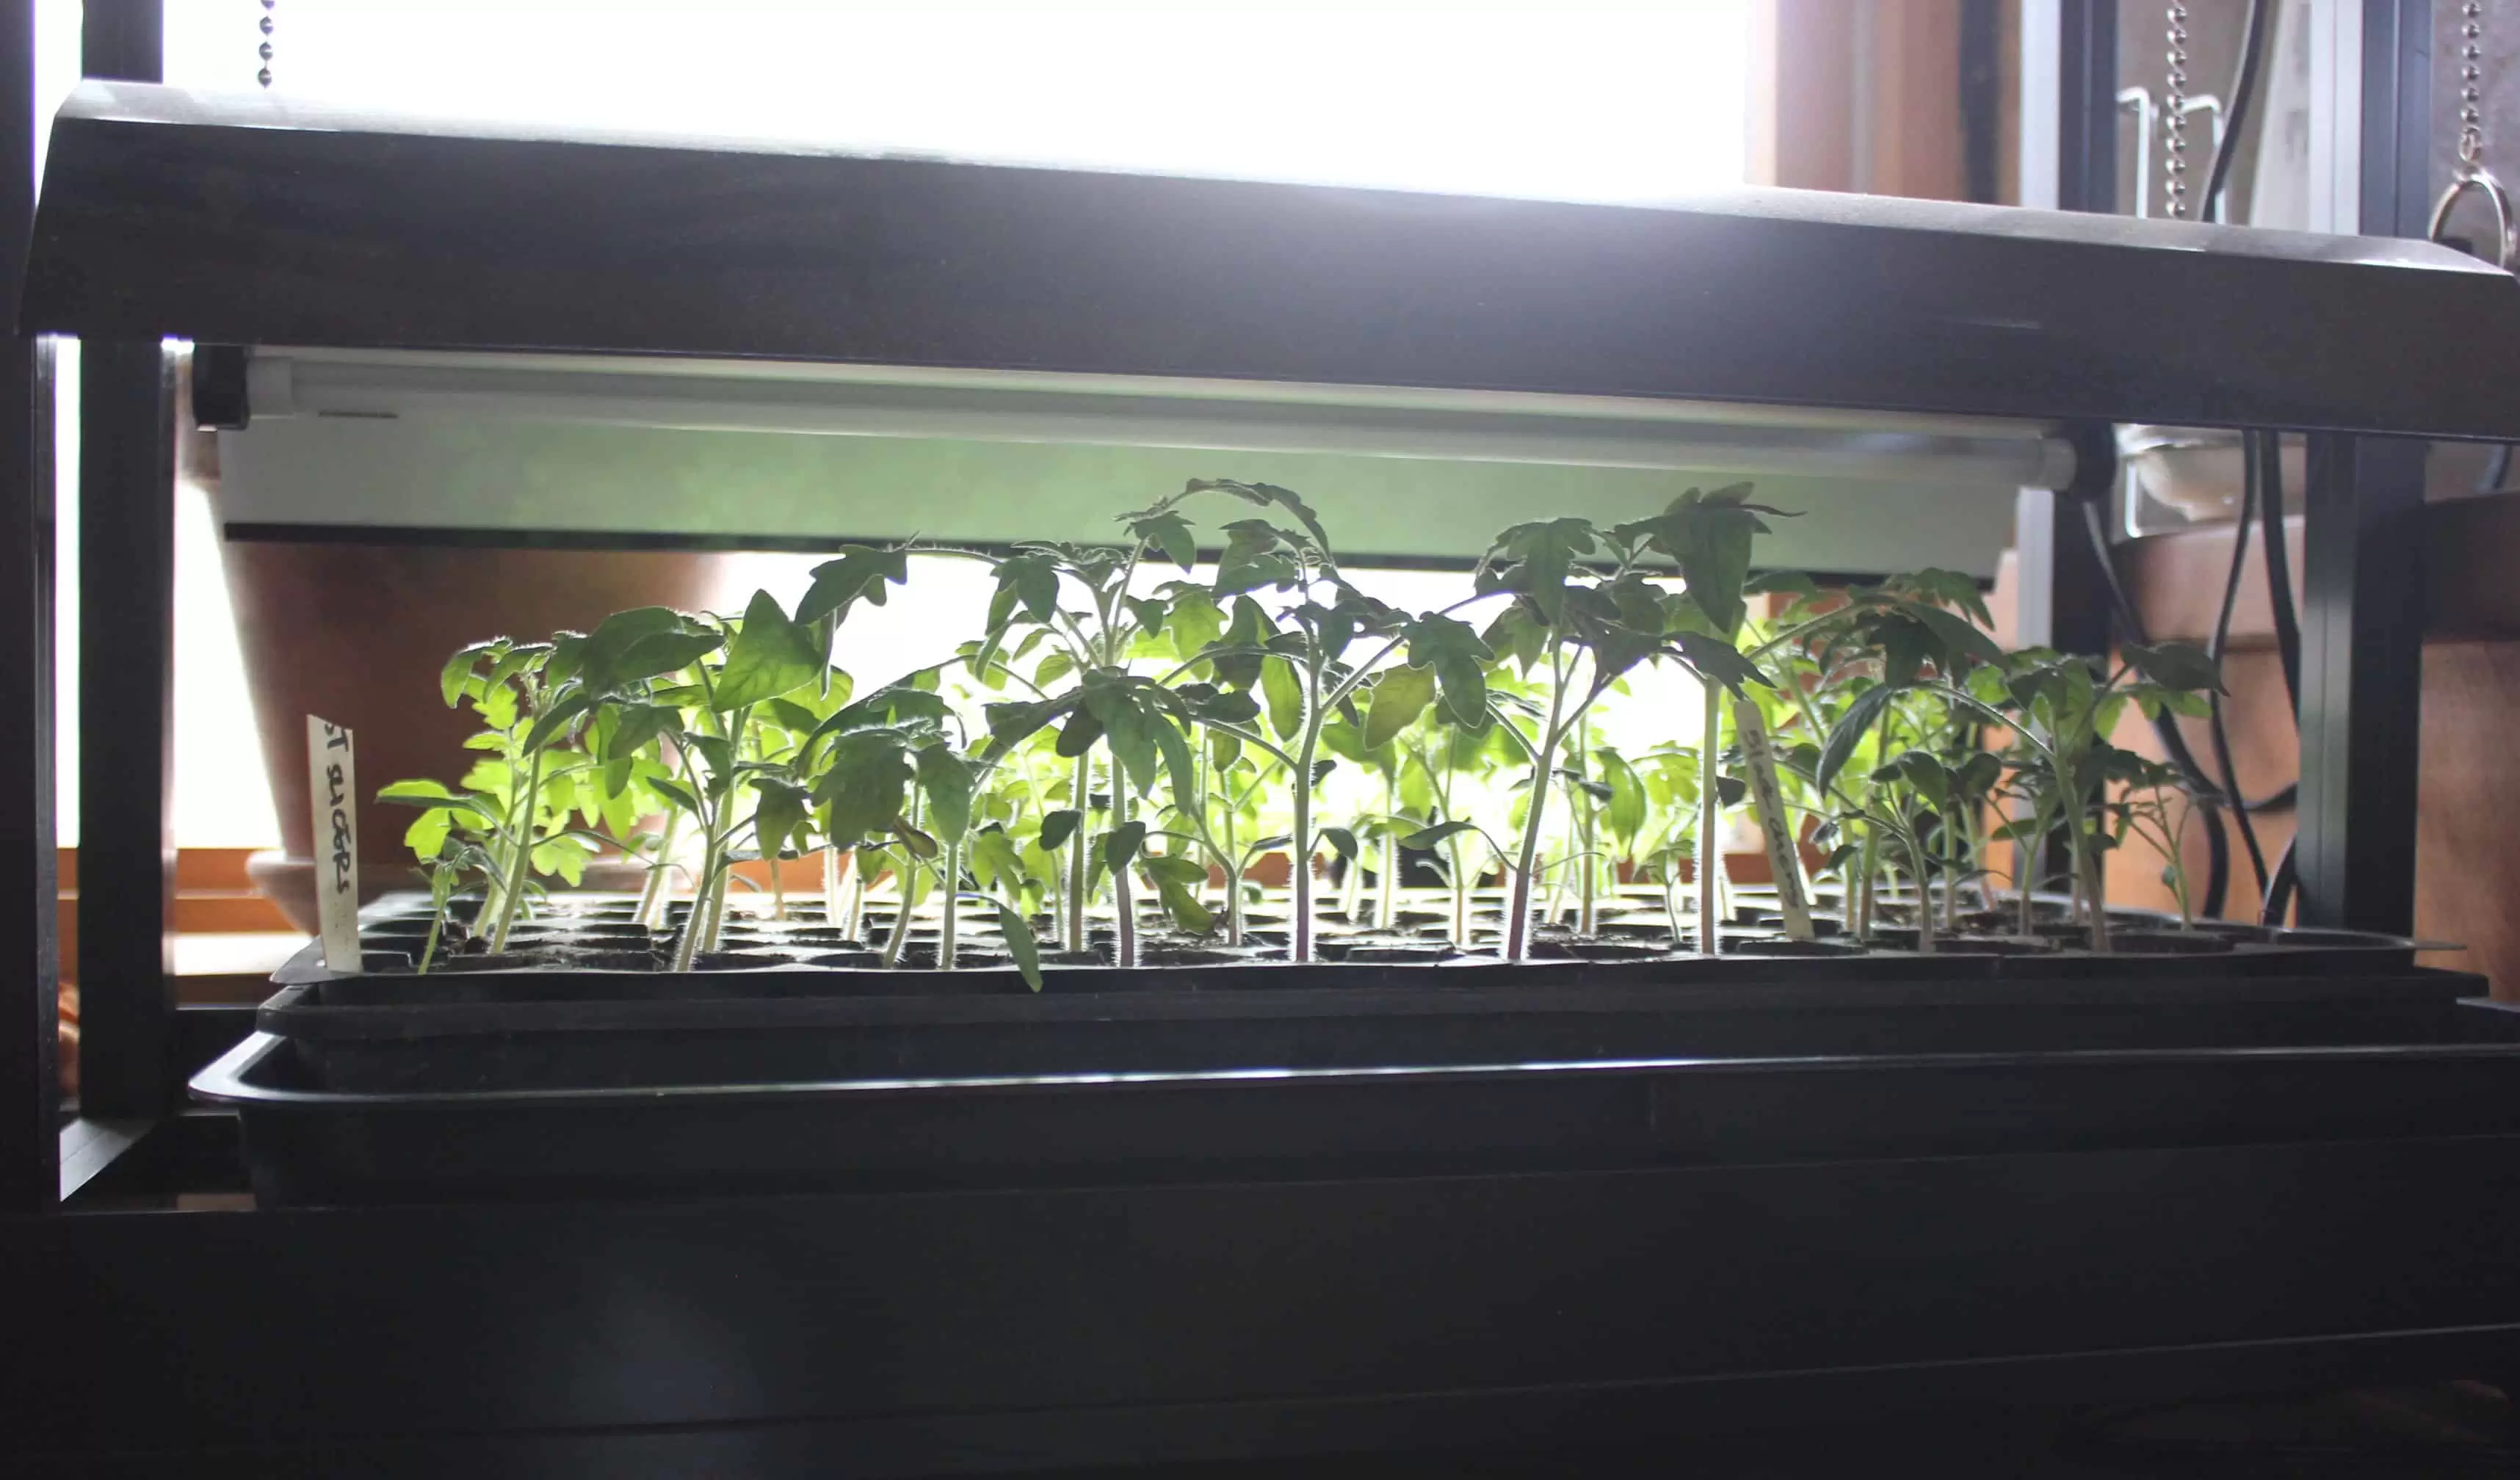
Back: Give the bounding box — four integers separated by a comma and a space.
47, 1, 1752, 848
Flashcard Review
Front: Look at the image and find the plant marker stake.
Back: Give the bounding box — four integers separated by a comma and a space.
1731, 699, 1814, 940
306, 716, 361, 973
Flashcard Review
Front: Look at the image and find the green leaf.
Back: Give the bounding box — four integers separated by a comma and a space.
797, 545, 909, 623
1129, 510, 1200, 571
993, 902, 1043, 992
578, 608, 698, 689
750, 776, 811, 858
712, 590, 822, 710
980, 695, 1071, 752
814, 729, 916, 850
1212, 518, 1300, 596
1362, 662, 1437, 750
1154, 873, 1213, 935
648, 776, 700, 814
1402, 612, 1494, 727
1101, 820, 1148, 874
1670, 631, 1771, 697
1054, 704, 1105, 759
1907, 602, 2007, 671
477, 681, 520, 733
403, 807, 454, 860
968, 827, 1025, 892
1617, 485, 1787, 637
2123, 641, 2227, 694
521, 688, 595, 755
1085, 683, 1162, 795
989, 554, 1062, 625
1893, 567, 1995, 627
438, 640, 504, 708
1817, 681, 1898, 795
1322, 825, 1359, 861
1189, 479, 1336, 562
1202, 595, 1276, 689
1151, 714, 1200, 812
1596, 747, 1648, 845
1259, 656, 1304, 741
1401, 819, 1481, 851
1480, 603, 1549, 675
1483, 517, 1596, 623
376, 777, 463, 805
1166, 591, 1227, 663
914, 744, 974, 844
1038, 808, 1084, 853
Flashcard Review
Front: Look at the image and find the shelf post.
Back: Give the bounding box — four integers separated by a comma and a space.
0, 0, 54, 1207
2292, 0, 2429, 935
72, 0, 175, 1118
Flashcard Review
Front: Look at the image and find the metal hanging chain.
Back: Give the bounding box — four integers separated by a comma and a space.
2458, 0, 2485, 170
2162, 3, 2190, 219
259, 1, 275, 89
2430, 0, 2516, 269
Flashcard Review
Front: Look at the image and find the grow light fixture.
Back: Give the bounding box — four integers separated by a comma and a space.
236, 349, 2075, 490
208, 348, 2067, 576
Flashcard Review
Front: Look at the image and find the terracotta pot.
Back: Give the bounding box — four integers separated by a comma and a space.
222, 540, 732, 932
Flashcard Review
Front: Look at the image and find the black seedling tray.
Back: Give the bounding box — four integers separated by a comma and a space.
200, 994, 2520, 1208
198, 886, 2513, 1206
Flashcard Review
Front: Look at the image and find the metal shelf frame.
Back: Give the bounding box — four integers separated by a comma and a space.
4, 2, 2513, 1473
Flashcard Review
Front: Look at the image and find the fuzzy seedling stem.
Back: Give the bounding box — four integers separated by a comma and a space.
938, 838, 963, 971
1697, 683, 1722, 956
1292, 711, 1323, 962
1502, 666, 1568, 962
880, 866, 916, 968
1112, 786, 1138, 968
1576, 794, 1598, 938
821, 846, 847, 929
1855, 829, 1878, 941
1340, 834, 1365, 923
634, 811, 681, 930
1375, 777, 1400, 932
841, 866, 868, 942
670, 837, 720, 972
1909, 836, 1938, 955
2080, 834, 2112, 951
488, 747, 548, 954
1065, 752, 1092, 953
703, 864, 734, 953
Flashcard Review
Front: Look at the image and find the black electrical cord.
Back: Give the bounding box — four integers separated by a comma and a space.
2208, 443, 2272, 895
2252, 429, 2306, 924
2201, 0, 2275, 225
2255, 429, 2303, 714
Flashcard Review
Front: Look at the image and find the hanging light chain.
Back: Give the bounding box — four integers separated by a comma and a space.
2162, 2, 2191, 219
2459, 0, 2486, 169
259, 1, 275, 89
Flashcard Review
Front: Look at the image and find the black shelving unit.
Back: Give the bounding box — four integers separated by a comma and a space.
8, 2, 2520, 1473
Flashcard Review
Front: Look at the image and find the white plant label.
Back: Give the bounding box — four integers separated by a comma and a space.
1731, 699, 1815, 941
307, 715, 361, 973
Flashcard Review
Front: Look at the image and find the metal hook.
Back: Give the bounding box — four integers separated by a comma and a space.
2429, 162, 2519, 272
